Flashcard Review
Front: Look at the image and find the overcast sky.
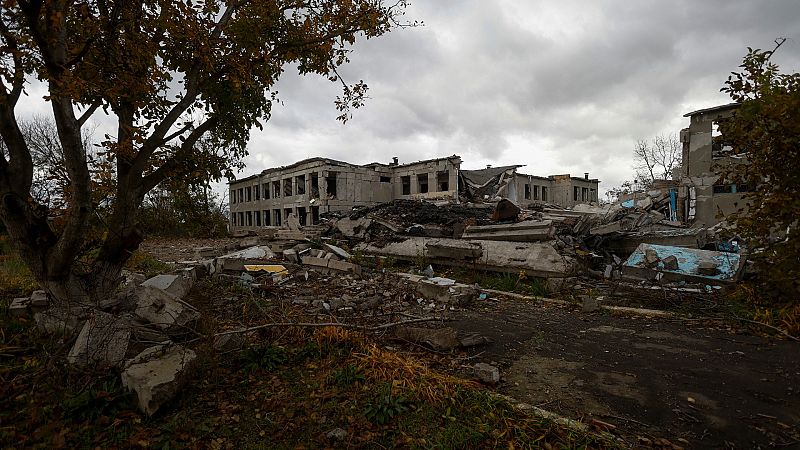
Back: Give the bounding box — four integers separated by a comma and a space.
243, 0, 800, 197
13, 1, 800, 199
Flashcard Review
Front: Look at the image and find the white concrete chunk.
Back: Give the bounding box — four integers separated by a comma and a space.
121, 344, 197, 416
67, 311, 131, 367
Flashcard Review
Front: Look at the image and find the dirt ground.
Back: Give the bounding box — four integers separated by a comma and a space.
448, 298, 800, 448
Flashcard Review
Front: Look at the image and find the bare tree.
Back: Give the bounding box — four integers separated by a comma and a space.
633, 133, 682, 186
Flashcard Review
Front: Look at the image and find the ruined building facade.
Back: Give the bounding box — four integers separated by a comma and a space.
677, 103, 748, 227
228, 155, 600, 231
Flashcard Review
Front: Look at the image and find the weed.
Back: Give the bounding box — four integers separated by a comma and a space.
125, 250, 172, 278
364, 383, 409, 425
240, 345, 288, 372
331, 364, 366, 388
0, 235, 38, 298
413, 250, 429, 272
62, 377, 134, 422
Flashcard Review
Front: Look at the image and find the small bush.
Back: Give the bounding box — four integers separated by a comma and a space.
331, 364, 366, 388
364, 383, 409, 425
240, 345, 288, 372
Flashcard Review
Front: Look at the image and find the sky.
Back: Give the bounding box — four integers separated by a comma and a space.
240, 0, 800, 198
13, 0, 800, 199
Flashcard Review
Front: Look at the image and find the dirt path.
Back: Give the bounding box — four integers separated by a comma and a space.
449, 299, 800, 448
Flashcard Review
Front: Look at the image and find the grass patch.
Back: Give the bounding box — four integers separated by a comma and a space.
125, 249, 173, 278
443, 267, 550, 297
0, 278, 618, 449
0, 234, 38, 300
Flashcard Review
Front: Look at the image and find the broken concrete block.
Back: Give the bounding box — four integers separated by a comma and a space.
302, 256, 329, 268
425, 239, 483, 259
121, 344, 197, 416
474, 362, 500, 384
697, 261, 718, 276
581, 296, 600, 313
141, 274, 193, 299
133, 286, 200, 334
9, 297, 30, 317
603, 264, 613, 279
67, 311, 131, 367
644, 248, 660, 267
34, 306, 90, 336
213, 331, 249, 353
327, 259, 362, 274
238, 236, 260, 248
589, 221, 624, 236
662, 255, 679, 271
491, 198, 520, 222
194, 246, 216, 258
392, 326, 460, 351
29, 290, 49, 308
462, 221, 554, 242
324, 244, 351, 260
459, 333, 492, 348
283, 249, 299, 263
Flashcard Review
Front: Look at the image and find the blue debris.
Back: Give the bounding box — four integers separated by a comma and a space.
624, 243, 742, 281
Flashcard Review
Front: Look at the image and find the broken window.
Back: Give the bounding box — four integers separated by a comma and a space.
238, 188, 244, 203
231, 214, 236, 226
297, 207, 307, 226
230, 190, 236, 204
573, 187, 579, 201
401, 176, 411, 195
295, 174, 306, 195
254, 184, 260, 200
311, 173, 319, 198
238, 212, 244, 226
582, 187, 589, 201
590, 189, 596, 201
533, 185, 540, 200
524, 184, 531, 200
326, 172, 337, 198
263, 183, 270, 199
541, 187, 548, 201
246, 211, 252, 226
246, 186, 252, 202
272, 180, 281, 198
255, 210, 261, 226
283, 208, 292, 222
263, 210, 270, 226
380, 176, 391, 183
311, 206, 319, 225
437, 171, 449, 191
273, 209, 282, 226
283, 178, 292, 197
418, 173, 429, 194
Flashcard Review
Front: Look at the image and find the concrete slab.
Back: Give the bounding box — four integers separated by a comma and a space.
622, 243, 743, 284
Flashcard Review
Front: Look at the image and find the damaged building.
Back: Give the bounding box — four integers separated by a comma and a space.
677, 103, 748, 227
229, 156, 599, 231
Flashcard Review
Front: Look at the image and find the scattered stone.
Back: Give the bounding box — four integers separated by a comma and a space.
697, 261, 718, 276
392, 326, 460, 351
133, 286, 200, 334
459, 332, 492, 348
29, 290, 49, 308
213, 331, 248, 352
603, 264, 613, 279
283, 249, 299, 263
238, 236, 260, 248
141, 274, 193, 299
644, 248, 660, 267
326, 428, 348, 440
121, 344, 197, 416
9, 297, 30, 317
67, 311, 131, 367
581, 296, 600, 313
662, 255, 679, 271
474, 362, 500, 384
491, 198, 521, 222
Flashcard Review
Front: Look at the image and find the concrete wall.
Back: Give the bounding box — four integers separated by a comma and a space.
678, 105, 748, 227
